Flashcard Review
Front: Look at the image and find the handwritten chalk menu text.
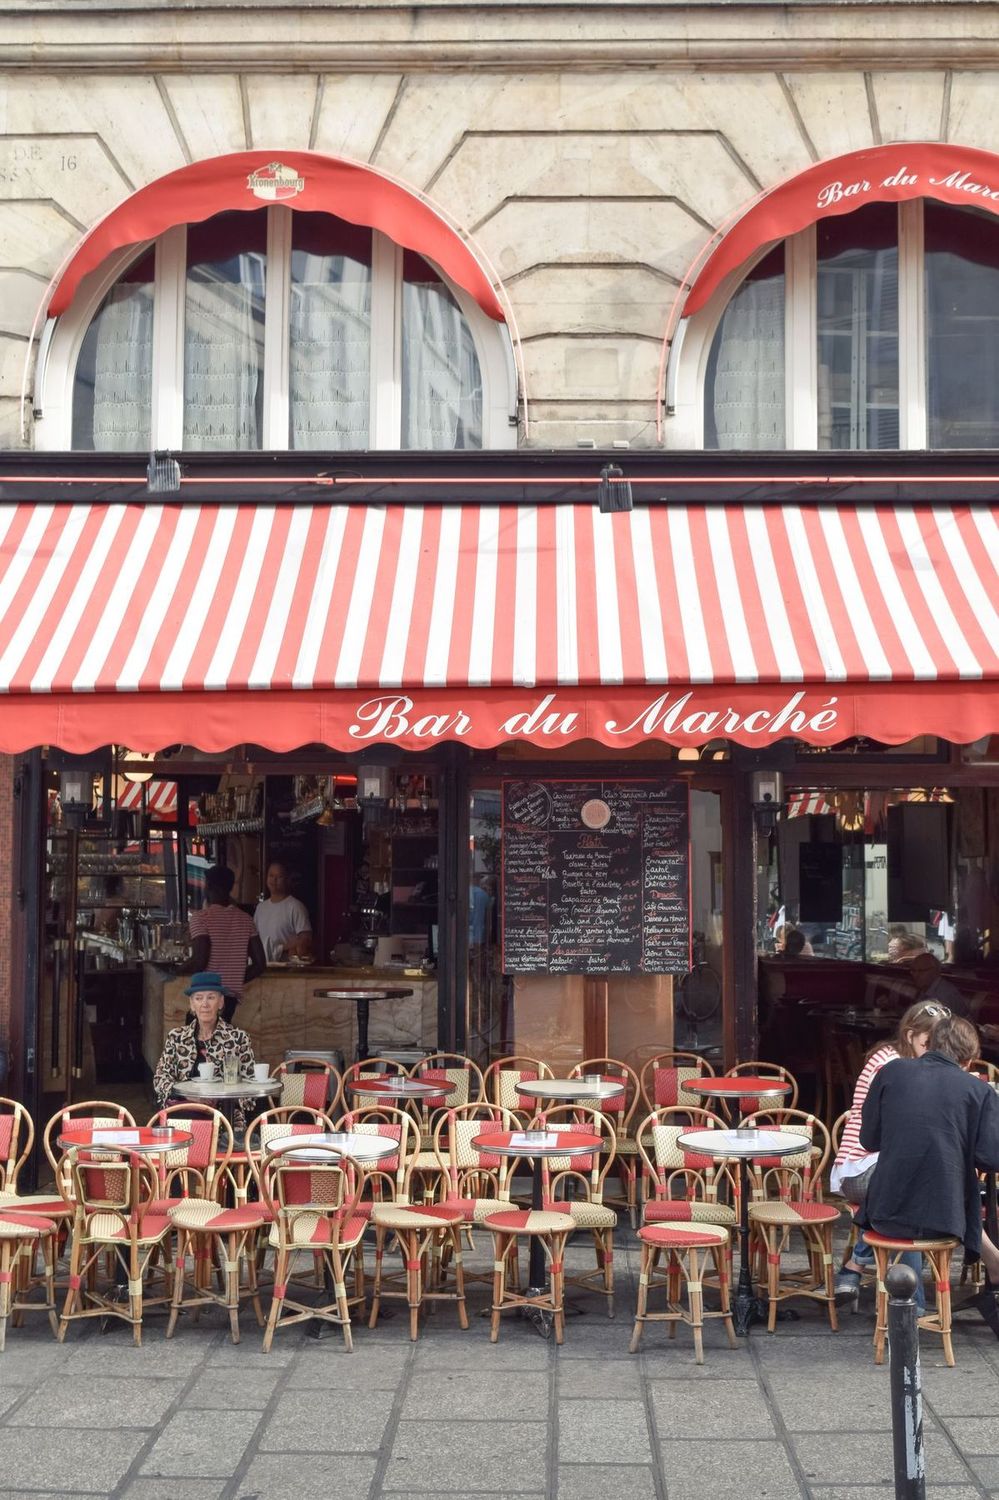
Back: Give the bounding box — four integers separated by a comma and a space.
501, 780, 691, 975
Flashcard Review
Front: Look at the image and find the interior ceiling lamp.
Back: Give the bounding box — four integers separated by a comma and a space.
677, 747, 700, 762
751, 770, 783, 834
146, 450, 181, 495
59, 768, 94, 828
833, 791, 866, 833
596, 463, 633, 514
119, 749, 155, 783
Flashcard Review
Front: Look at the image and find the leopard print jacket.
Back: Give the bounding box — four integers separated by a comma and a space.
153, 1018, 256, 1129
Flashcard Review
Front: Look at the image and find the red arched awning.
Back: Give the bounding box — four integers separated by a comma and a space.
46, 150, 505, 322
683, 142, 999, 318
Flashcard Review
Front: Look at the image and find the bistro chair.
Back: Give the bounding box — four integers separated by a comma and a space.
568, 1058, 641, 1225
744, 1110, 840, 1332
0, 1210, 59, 1350
0, 1098, 34, 1196
723, 1061, 799, 1117
244, 1106, 337, 1197
484, 1179, 575, 1345
431, 1103, 515, 1282
866, 1231, 961, 1367
629, 1222, 736, 1363
482, 1056, 554, 1124
532, 1105, 619, 1316
639, 1052, 715, 1116
39, 1100, 136, 1222
635, 1105, 736, 1236
145, 1104, 228, 1210
412, 1052, 486, 1128
58, 1147, 172, 1347
973, 1057, 999, 1085
260, 1143, 367, 1351
273, 1056, 344, 1114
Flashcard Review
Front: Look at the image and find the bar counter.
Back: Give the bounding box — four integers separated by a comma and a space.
142, 964, 438, 1074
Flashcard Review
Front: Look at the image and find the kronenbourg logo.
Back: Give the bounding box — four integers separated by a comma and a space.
247, 162, 306, 202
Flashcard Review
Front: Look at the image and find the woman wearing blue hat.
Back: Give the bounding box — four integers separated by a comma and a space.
153, 972, 257, 1128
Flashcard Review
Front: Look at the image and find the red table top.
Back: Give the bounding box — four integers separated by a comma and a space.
471, 1129, 603, 1157
346, 1077, 455, 1098
57, 1126, 194, 1153
684, 1077, 792, 1096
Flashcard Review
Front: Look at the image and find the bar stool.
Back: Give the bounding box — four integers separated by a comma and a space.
629, 1222, 736, 1363
483, 1208, 574, 1345
368, 1201, 468, 1340
166, 1201, 267, 1344
866, 1230, 960, 1367
0, 1212, 59, 1350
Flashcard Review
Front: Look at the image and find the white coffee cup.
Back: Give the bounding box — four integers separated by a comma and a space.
253, 1063, 271, 1082
197, 1062, 214, 1080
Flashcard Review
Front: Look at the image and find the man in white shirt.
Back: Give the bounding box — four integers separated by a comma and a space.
254, 862, 313, 961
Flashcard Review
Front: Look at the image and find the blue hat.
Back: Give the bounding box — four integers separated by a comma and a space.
183, 971, 226, 997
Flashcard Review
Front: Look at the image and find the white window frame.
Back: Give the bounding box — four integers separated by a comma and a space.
672, 200, 950, 453
36, 205, 517, 452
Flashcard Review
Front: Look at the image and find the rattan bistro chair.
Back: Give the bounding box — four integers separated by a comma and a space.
482, 1057, 554, 1124
569, 1058, 641, 1225
635, 1106, 737, 1232
639, 1052, 715, 1116
867, 1231, 961, 1367
273, 1056, 344, 1115
532, 1106, 618, 1316
0, 1211, 59, 1350
629, 1223, 736, 1363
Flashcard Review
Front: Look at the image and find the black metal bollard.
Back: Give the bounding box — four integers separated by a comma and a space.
887, 1263, 926, 1500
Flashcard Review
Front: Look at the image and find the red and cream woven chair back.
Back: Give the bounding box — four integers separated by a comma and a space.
262, 1143, 363, 1250
639, 1052, 714, 1115
244, 1106, 335, 1201
43, 1100, 137, 1203
569, 1059, 639, 1134
344, 1056, 408, 1110
724, 1061, 799, 1117
528, 1105, 618, 1205
0, 1098, 33, 1194
431, 1104, 515, 1203
413, 1053, 485, 1127
65, 1145, 157, 1241
273, 1057, 344, 1115
972, 1057, 999, 1084
339, 1105, 418, 1204
635, 1106, 733, 1216
483, 1056, 554, 1121
146, 1105, 231, 1202
741, 1110, 828, 1205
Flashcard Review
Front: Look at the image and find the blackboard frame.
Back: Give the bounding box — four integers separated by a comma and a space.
500, 777, 692, 977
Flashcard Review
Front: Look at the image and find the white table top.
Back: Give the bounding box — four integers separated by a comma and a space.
518, 1079, 625, 1102
265, 1131, 397, 1163
173, 1078, 284, 1100
471, 1129, 603, 1159
676, 1127, 811, 1159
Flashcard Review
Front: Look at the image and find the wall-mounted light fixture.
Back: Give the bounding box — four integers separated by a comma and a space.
751, 770, 783, 834
596, 463, 633, 514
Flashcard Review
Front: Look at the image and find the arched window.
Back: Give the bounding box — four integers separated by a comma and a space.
40, 204, 513, 452
684, 201, 999, 450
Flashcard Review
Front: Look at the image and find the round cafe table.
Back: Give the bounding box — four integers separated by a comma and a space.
683, 1076, 792, 1117
312, 986, 413, 1062
346, 1076, 455, 1102
472, 1128, 602, 1314
57, 1125, 194, 1155
264, 1131, 399, 1165
173, 1076, 283, 1131
677, 1125, 810, 1336
518, 1079, 625, 1106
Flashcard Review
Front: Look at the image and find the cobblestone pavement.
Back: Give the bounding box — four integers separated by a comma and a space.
1, 1227, 998, 1499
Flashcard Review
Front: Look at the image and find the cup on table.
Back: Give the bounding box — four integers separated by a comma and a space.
197, 1062, 214, 1081
222, 1053, 240, 1086
253, 1063, 271, 1082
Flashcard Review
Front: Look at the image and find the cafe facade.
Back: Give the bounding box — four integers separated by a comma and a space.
1, 0, 999, 1123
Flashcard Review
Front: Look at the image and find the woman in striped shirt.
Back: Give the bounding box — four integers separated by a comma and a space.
832, 1000, 947, 1305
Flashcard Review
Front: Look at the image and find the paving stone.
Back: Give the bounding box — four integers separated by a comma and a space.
558, 1464, 658, 1499
286, 1342, 412, 1388
763, 1371, 893, 1431
0, 1429, 147, 1492
384, 1419, 547, 1490
56, 1337, 210, 1377
940, 1416, 999, 1454
402, 1369, 548, 1420
557, 1359, 644, 1398
6, 1374, 185, 1428
414, 1334, 551, 1371
793, 1429, 972, 1486
650, 1378, 775, 1438
232, 1453, 378, 1499
120, 1485, 226, 1500
967, 1456, 999, 1488
658, 1439, 802, 1499
559, 1397, 652, 1464
810, 1490, 983, 1499
139, 1410, 261, 1478
258, 1388, 394, 1452
182, 1369, 281, 1410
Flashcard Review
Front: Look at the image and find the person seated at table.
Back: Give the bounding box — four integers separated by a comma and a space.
779, 925, 814, 958
859, 1013, 999, 1337
254, 862, 313, 962
153, 972, 256, 1129
832, 1000, 941, 1306
901, 951, 968, 1018
887, 930, 926, 964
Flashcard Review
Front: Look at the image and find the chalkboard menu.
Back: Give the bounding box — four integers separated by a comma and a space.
501, 779, 690, 975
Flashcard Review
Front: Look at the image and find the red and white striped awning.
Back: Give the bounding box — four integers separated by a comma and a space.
0, 499, 995, 753
117, 779, 178, 818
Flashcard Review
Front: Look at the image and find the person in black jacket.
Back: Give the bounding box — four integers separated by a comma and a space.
860, 1013, 999, 1336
